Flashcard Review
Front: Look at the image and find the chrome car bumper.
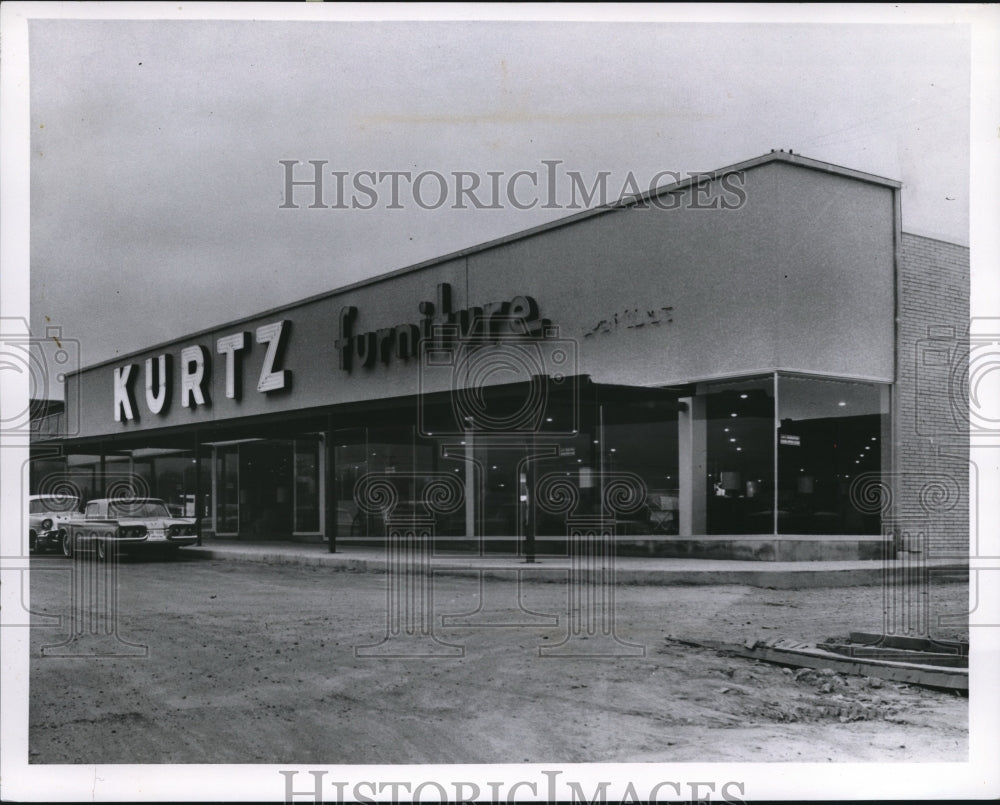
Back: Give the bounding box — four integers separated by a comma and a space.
35, 529, 62, 547
109, 535, 198, 547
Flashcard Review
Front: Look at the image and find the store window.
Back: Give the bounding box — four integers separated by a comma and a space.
29, 456, 67, 499
424, 437, 465, 541
128, 448, 198, 516
777, 374, 889, 534
64, 454, 102, 504
216, 446, 239, 534
239, 440, 293, 538
198, 452, 212, 530
333, 424, 467, 542
600, 397, 679, 537
104, 452, 135, 497
699, 375, 775, 535
477, 441, 528, 540
294, 437, 323, 534
332, 429, 367, 539
518, 429, 597, 545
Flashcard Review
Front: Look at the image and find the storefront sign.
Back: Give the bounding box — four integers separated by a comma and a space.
110, 282, 551, 423
583, 306, 673, 338
335, 282, 549, 372
113, 320, 292, 422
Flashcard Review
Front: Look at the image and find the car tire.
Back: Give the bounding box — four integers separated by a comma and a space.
61, 530, 74, 559
29, 531, 37, 555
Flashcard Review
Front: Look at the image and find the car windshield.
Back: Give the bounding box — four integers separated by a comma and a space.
110, 500, 171, 518
29, 498, 80, 513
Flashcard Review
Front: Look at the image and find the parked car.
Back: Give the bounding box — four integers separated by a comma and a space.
28, 494, 82, 554
63, 497, 198, 559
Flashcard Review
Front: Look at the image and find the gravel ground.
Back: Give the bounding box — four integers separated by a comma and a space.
28, 553, 968, 764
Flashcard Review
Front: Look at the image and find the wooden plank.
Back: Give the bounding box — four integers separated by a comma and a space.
822, 642, 967, 668
735, 640, 967, 691
847, 631, 968, 657
663, 636, 968, 691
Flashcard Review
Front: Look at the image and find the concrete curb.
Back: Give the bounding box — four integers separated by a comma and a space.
184, 547, 969, 589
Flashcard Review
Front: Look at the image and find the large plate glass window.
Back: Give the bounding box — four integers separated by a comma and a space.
777, 374, 889, 535
294, 436, 323, 535
697, 375, 775, 535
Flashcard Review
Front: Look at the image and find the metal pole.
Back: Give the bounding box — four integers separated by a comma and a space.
326, 413, 337, 553
524, 425, 536, 563
194, 432, 202, 545
773, 372, 779, 537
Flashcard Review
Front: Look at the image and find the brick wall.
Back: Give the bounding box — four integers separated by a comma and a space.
894, 232, 969, 556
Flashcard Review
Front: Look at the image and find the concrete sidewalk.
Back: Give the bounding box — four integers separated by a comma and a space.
184, 541, 969, 589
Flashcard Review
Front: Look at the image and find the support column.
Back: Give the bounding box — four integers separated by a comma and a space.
524, 431, 537, 564
325, 415, 337, 553
678, 396, 707, 536
880, 384, 894, 551
464, 428, 475, 540
194, 433, 202, 545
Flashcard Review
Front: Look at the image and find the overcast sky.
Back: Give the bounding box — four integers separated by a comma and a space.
24, 10, 975, 397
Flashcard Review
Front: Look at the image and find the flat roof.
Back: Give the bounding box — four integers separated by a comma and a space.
68, 150, 903, 376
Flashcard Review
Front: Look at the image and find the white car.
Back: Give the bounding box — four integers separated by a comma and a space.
64, 497, 198, 559
28, 494, 82, 554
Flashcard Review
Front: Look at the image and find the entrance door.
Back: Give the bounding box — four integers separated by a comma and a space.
239, 440, 293, 539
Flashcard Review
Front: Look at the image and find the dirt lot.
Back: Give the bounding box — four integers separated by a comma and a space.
28, 553, 968, 764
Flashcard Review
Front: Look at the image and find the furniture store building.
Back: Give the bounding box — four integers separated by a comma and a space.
34, 151, 970, 560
